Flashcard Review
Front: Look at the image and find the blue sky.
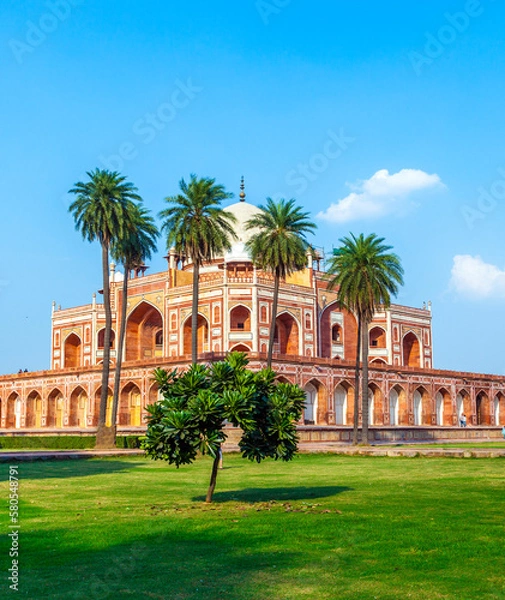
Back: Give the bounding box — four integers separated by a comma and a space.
1, 0, 505, 375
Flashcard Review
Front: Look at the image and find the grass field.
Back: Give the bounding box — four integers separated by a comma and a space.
1, 454, 505, 599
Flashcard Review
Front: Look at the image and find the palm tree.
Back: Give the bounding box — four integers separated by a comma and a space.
326, 233, 404, 444
159, 175, 236, 363
68, 169, 141, 448
245, 198, 316, 368
110, 205, 159, 440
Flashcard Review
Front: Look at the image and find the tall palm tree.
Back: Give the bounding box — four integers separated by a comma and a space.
110, 205, 159, 440
68, 169, 141, 448
159, 175, 236, 363
245, 198, 316, 368
326, 233, 404, 444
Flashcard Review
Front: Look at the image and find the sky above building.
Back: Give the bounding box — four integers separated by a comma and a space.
1, 0, 505, 375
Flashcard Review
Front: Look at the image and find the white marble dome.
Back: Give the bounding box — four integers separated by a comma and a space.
223, 200, 263, 263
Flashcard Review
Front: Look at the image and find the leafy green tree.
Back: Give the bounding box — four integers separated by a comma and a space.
143, 352, 306, 503
326, 233, 403, 444
245, 198, 316, 368
159, 175, 236, 363
110, 205, 159, 441
68, 169, 141, 448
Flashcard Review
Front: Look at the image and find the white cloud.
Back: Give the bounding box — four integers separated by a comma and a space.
450, 255, 505, 299
317, 168, 444, 223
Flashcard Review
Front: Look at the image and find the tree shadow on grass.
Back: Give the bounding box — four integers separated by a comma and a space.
13, 459, 142, 481
193, 485, 352, 503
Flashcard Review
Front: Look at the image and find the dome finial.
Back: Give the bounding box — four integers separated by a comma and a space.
239, 175, 246, 201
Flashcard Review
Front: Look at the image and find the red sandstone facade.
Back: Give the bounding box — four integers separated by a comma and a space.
1, 199, 504, 434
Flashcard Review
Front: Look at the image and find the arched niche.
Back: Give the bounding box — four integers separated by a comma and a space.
26, 390, 42, 428
69, 386, 88, 427
97, 328, 115, 349
183, 314, 209, 356
435, 388, 452, 426
64, 333, 82, 368
274, 312, 299, 356
126, 302, 163, 361
402, 332, 420, 368
369, 327, 386, 349
230, 305, 251, 331
119, 382, 142, 426
47, 388, 64, 428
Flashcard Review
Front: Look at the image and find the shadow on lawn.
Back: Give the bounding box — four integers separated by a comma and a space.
16, 460, 142, 481
193, 485, 352, 503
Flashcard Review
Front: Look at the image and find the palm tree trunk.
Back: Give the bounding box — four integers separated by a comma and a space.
267, 273, 280, 369
205, 449, 221, 503
353, 317, 361, 445
361, 320, 370, 444
111, 267, 130, 444
96, 241, 114, 449
191, 262, 200, 364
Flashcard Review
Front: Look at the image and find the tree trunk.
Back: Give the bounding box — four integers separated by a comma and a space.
96, 241, 114, 449
111, 266, 130, 444
352, 317, 361, 445
205, 450, 221, 503
267, 273, 280, 369
191, 262, 200, 364
361, 319, 370, 445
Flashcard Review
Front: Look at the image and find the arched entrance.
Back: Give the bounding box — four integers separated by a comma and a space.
413, 387, 430, 426
183, 314, 209, 356
126, 302, 163, 361
303, 382, 318, 424
69, 387, 88, 427
94, 387, 113, 427
26, 391, 42, 428
368, 383, 384, 426
64, 333, 81, 368
456, 390, 471, 425
119, 382, 142, 426
334, 384, 347, 425
47, 389, 64, 427
6, 393, 20, 428
435, 388, 452, 426
274, 312, 299, 356
476, 391, 489, 425
402, 332, 420, 368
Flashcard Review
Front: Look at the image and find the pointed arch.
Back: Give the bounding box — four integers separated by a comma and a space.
183, 313, 209, 356
435, 387, 452, 426
47, 388, 64, 428
69, 386, 88, 427
275, 375, 294, 385
402, 332, 420, 367
26, 390, 43, 428
476, 390, 490, 426
493, 392, 505, 426
119, 382, 143, 426
320, 301, 357, 360
456, 389, 471, 425
369, 326, 386, 349
94, 386, 113, 427
97, 328, 115, 349
6, 393, 21, 429
413, 386, 430, 426
229, 305, 251, 331
229, 344, 251, 353
274, 311, 300, 356
388, 384, 407, 426
125, 301, 164, 361
369, 382, 384, 426
64, 333, 82, 368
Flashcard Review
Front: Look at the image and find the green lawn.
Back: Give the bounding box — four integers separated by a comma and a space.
2, 454, 504, 600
